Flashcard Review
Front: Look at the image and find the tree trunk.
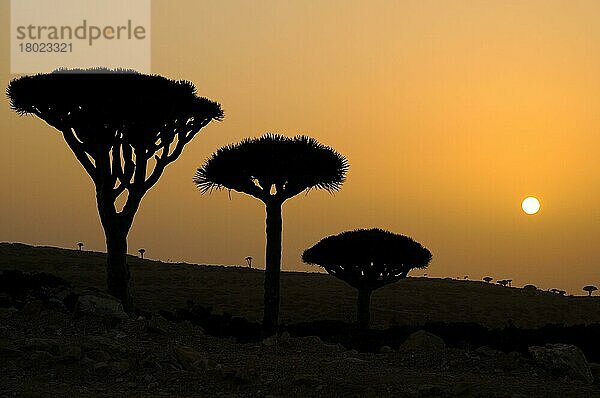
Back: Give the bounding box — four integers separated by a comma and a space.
97, 186, 135, 315
357, 288, 372, 329
263, 201, 283, 336
105, 227, 133, 313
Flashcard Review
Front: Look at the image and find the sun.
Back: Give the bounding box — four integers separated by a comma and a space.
522, 196, 541, 215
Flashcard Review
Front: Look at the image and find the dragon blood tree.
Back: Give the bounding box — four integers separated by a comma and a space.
194, 134, 348, 335
7, 68, 223, 312
303, 228, 432, 329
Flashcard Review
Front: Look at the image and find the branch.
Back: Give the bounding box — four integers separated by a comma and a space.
61, 128, 97, 181
144, 117, 211, 190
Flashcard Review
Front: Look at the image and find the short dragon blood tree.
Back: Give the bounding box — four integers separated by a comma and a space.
302, 228, 432, 329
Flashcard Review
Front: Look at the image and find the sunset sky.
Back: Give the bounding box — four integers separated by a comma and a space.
2, 0, 600, 294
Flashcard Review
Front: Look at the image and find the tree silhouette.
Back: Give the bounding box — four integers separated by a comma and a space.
523, 284, 537, 291
194, 134, 348, 335
77, 242, 84, 251
583, 285, 598, 296
138, 248, 145, 259
302, 228, 432, 329
483, 276, 493, 283
8, 68, 223, 312
245, 256, 253, 268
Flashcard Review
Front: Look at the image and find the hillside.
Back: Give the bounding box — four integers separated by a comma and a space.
2, 242, 599, 329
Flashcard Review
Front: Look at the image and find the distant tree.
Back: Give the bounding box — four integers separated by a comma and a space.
583, 285, 598, 296
550, 288, 559, 294
302, 228, 432, 329
464, 276, 468, 280
507, 279, 513, 287
138, 248, 145, 259
483, 276, 493, 283
557, 290, 566, 296
8, 69, 223, 312
77, 242, 84, 251
245, 256, 253, 268
194, 134, 348, 335
523, 284, 537, 291
497, 280, 509, 287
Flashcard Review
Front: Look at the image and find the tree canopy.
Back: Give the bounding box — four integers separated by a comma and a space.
194, 134, 348, 203
8, 68, 224, 214
8, 68, 223, 147
302, 228, 432, 290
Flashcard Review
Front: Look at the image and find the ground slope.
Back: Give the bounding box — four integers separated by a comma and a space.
2, 242, 599, 329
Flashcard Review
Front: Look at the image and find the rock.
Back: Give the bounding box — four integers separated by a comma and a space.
172, 345, 214, 371
379, 345, 393, 353
590, 363, 600, 383
262, 335, 277, 346
0, 293, 12, 307
0, 347, 23, 359
47, 298, 68, 312
86, 350, 111, 362
399, 330, 445, 353
529, 344, 593, 384
81, 335, 125, 357
19, 338, 60, 355
75, 291, 128, 319
93, 361, 109, 371
21, 300, 45, 317
293, 374, 323, 387
302, 335, 323, 345
79, 356, 95, 367
175, 320, 202, 334
140, 374, 154, 384
110, 360, 132, 374
26, 350, 55, 362
342, 357, 367, 365
280, 331, 291, 344
0, 307, 17, 319
61, 345, 82, 361
146, 314, 170, 335
323, 343, 345, 352
141, 352, 179, 370
475, 346, 501, 357
228, 368, 253, 385
497, 351, 523, 372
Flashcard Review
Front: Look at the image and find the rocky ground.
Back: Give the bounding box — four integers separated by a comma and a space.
1, 271, 600, 397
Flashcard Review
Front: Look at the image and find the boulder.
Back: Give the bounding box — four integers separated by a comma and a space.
86, 349, 111, 363
61, 345, 83, 361
146, 314, 170, 335
19, 338, 60, 355
75, 290, 128, 319
172, 345, 214, 371
474, 345, 501, 357
399, 330, 445, 353
21, 299, 45, 317
529, 344, 593, 384
589, 363, 600, 384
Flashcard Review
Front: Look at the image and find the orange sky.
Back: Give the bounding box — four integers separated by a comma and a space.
2, 0, 600, 294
